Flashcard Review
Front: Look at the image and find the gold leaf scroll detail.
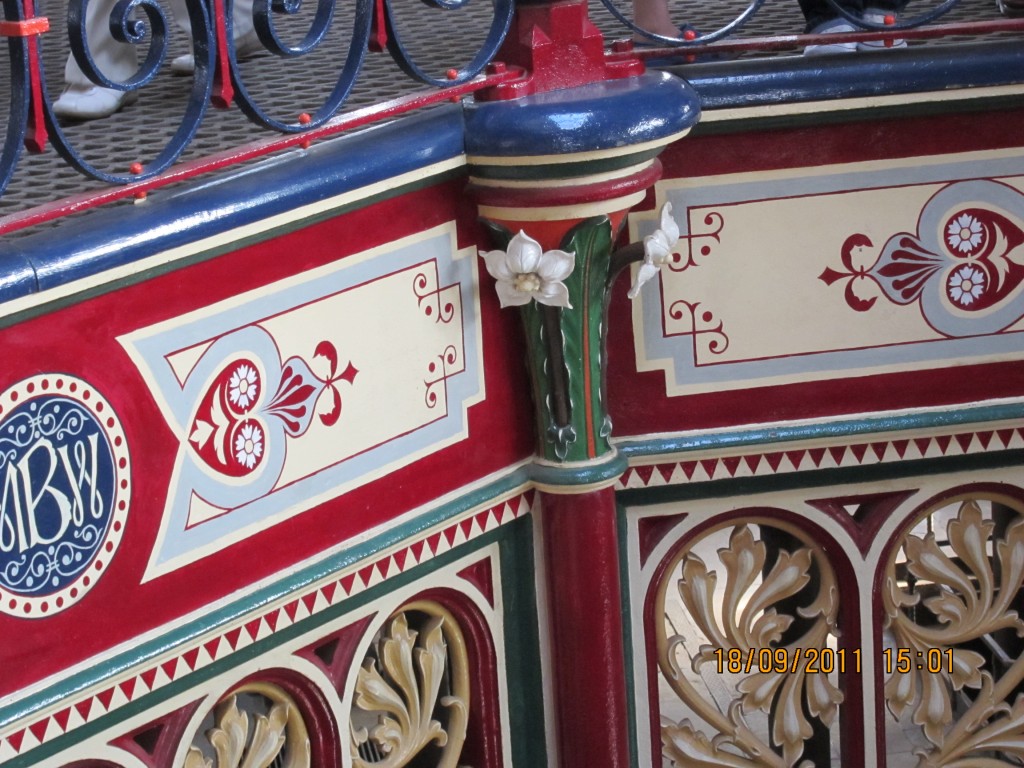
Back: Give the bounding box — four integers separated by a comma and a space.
183, 684, 311, 768
657, 523, 842, 768
883, 497, 1024, 764
351, 603, 470, 768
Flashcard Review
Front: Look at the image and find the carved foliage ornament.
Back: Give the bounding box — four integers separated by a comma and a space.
883, 497, 1024, 765
350, 602, 470, 768
656, 523, 841, 768
184, 683, 311, 768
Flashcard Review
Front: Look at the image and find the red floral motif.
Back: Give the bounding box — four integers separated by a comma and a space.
189, 358, 265, 478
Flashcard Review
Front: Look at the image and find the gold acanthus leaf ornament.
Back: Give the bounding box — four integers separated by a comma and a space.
884, 499, 1024, 763
183, 693, 309, 768
659, 524, 841, 768
351, 612, 468, 768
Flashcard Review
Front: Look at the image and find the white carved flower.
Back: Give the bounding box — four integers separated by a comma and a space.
946, 213, 984, 254
628, 202, 680, 299
481, 231, 575, 308
228, 364, 258, 409
948, 264, 986, 306
234, 421, 263, 469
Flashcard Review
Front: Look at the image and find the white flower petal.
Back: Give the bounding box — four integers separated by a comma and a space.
628, 262, 661, 299
507, 231, 543, 274
535, 281, 572, 308
536, 249, 575, 282
644, 232, 673, 265
659, 202, 680, 244
495, 280, 533, 308
481, 249, 515, 282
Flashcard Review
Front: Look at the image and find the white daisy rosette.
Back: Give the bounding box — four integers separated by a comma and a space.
946, 213, 984, 254
481, 231, 576, 309
628, 202, 680, 299
948, 264, 986, 306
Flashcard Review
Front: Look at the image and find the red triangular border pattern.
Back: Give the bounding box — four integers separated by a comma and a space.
0, 490, 536, 756
614, 425, 1024, 491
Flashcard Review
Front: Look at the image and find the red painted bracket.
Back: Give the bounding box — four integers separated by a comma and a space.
0, 16, 48, 36
16, 0, 49, 154
211, 0, 235, 108
369, 0, 388, 53
474, 0, 643, 101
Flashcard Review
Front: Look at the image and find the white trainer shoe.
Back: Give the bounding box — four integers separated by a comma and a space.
171, 30, 264, 74
53, 84, 139, 120
803, 18, 858, 56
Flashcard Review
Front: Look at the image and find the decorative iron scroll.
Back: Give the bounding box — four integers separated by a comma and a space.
655, 521, 842, 768
0, 0, 512, 196
185, 682, 312, 768
349, 601, 470, 768
883, 495, 1024, 765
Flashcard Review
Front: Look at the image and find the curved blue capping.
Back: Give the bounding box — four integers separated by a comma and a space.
463, 71, 701, 157
678, 41, 1024, 110
0, 104, 467, 305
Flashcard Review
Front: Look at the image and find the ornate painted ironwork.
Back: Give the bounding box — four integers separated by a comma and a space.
883, 495, 1024, 765
349, 602, 470, 768
656, 522, 842, 768
0, 0, 513, 196
185, 682, 312, 768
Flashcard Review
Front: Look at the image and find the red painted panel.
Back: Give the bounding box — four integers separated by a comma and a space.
0, 179, 534, 697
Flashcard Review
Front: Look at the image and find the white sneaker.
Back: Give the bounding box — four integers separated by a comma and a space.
171, 30, 264, 74
53, 84, 138, 120
803, 18, 858, 56
858, 8, 907, 50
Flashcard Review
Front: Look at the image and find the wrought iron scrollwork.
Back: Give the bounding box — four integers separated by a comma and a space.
349, 601, 470, 768
185, 682, 313, 768
883, 495, 1024, 765
656, 521, 842, 768
0, 0, 510, 194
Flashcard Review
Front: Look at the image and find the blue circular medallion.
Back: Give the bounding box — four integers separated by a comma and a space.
0, 376, 129, 617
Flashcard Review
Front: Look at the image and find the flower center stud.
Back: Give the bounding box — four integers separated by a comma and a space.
514, 273, 542, 293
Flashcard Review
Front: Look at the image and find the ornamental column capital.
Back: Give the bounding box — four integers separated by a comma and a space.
464, 71, 699, 487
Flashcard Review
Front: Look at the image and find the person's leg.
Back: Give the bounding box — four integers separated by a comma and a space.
170, 0, 260, 74
56, 0, 139, 118
631, 0, 682, 38
798, 0, 865, 31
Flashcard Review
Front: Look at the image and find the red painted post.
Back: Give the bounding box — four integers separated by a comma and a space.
541, 488, 632, 768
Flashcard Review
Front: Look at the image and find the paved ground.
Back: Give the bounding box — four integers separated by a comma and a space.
0, 0, 1019, 235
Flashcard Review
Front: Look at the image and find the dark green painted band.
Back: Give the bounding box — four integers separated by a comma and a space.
468, 148, 664, 182
529, 449, 629, 488
615, 402, 1024, 461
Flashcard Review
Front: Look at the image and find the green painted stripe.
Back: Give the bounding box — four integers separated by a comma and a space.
615, 402, 1024, 461
529, 449, 628, 488
468, 148, 662, 181
499, 515, 549, 768
0, 466, 531, 737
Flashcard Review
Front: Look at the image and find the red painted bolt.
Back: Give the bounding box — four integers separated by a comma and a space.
447, 68, 459, 80
299, 112, 312, 149
486, 61, 507, 75
884, 13, 896, 24
130, 162, 146, 200
683, 28, 697, 40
